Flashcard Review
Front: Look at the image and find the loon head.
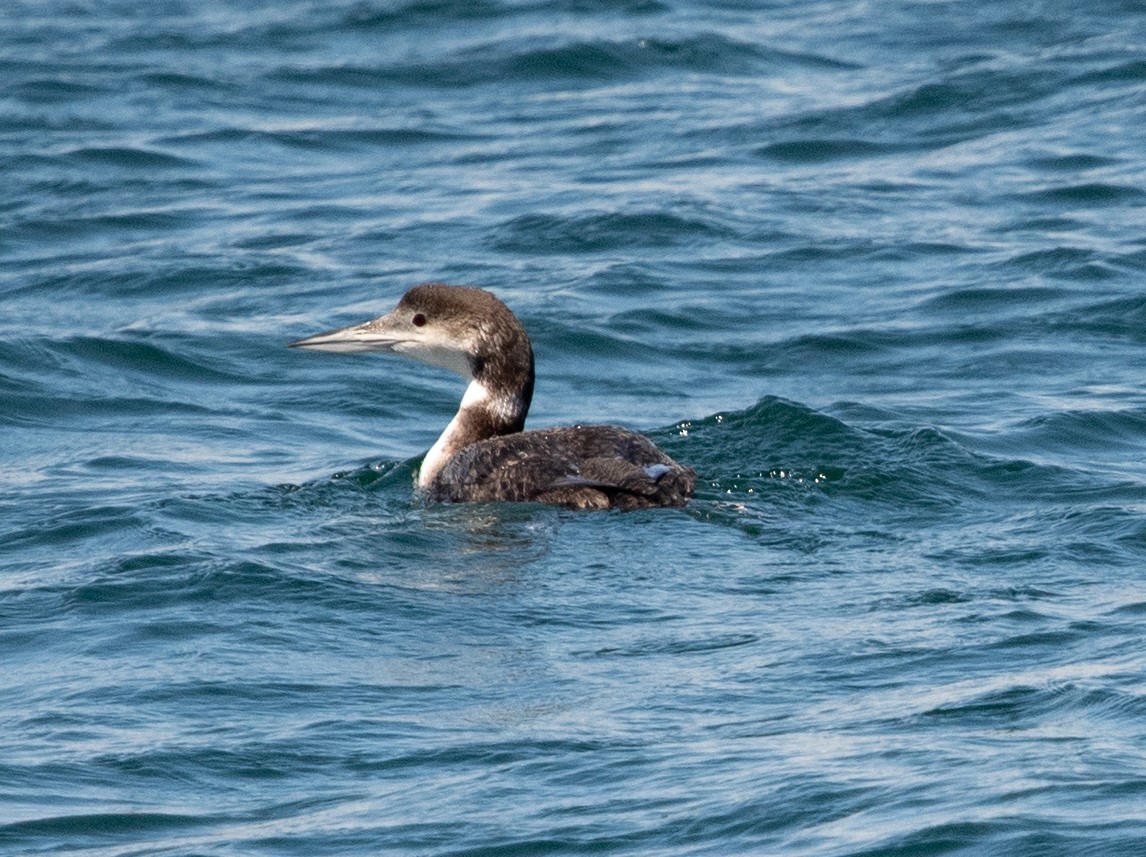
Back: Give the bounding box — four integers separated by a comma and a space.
290, 283, 535, 432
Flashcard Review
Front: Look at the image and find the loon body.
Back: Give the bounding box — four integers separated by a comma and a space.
290, 283, 695, 510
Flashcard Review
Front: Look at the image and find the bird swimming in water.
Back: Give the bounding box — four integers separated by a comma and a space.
290, 283, 696, 510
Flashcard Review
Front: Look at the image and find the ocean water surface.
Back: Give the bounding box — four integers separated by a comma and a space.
3, 0, 1146, 854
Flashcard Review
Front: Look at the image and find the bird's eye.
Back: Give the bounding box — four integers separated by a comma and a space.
412, 313, 427, 327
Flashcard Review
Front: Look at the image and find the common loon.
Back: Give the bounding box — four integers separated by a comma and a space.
290, 283, 696, 510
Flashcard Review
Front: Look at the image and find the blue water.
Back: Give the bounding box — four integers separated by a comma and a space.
3, 1, 1146, 854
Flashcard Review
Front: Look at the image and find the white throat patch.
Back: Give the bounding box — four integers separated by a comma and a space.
396, 339, 473, 379
418, 379, 492, 488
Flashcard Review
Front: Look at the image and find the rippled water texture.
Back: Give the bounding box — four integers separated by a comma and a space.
3, 1, 1146, 855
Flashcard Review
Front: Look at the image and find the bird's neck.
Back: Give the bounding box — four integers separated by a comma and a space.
417, 377, 529, 488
